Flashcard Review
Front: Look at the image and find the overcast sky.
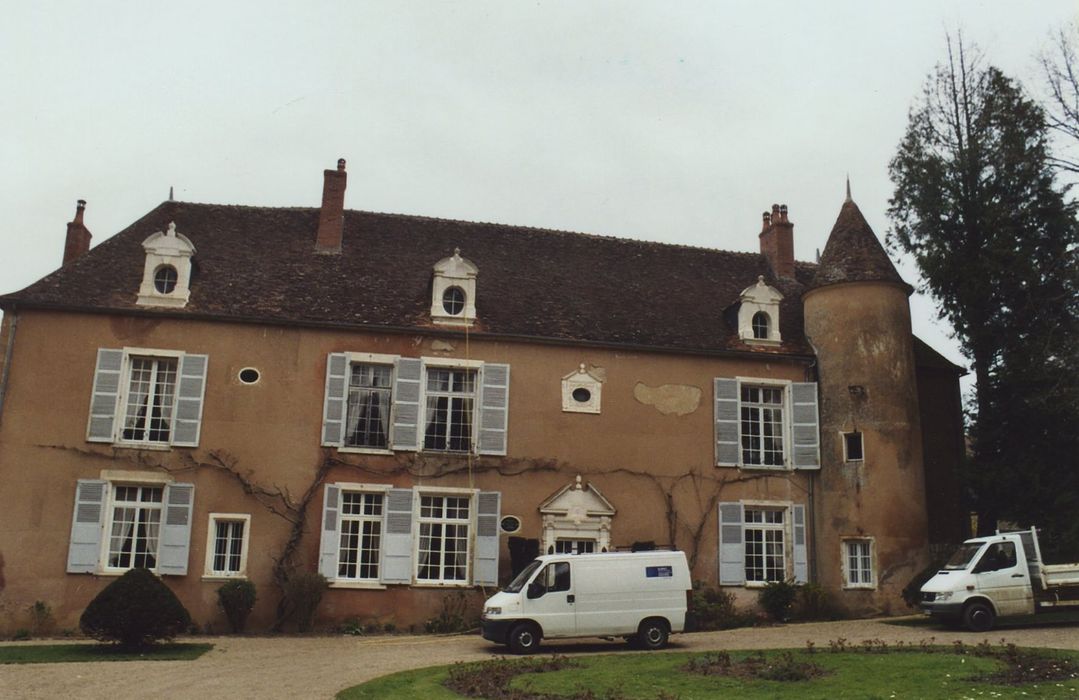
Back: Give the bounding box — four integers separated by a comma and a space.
3, 1, 1076, 399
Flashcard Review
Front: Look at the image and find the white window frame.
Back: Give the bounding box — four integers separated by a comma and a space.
740, 500, 793, 587
419, 357, 483, 454
412, 486, 476, 587
115, 347, 185, 449
736, 377, 792, 469
842, 431, 865, 463
339, 352, 398, 455
99, 470, 173, 575
842, 537, 876, 589
203, 513, 251, 580
335, 488, 386, 584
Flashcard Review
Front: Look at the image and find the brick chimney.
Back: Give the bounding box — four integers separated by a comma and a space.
62, 200, 92, 265
315, 158, 347, 253
758, 202, 795, 279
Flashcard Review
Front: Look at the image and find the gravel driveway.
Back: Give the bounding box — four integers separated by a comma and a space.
3, 617, 1078, 699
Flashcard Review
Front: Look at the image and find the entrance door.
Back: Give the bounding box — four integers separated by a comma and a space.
974, 541, 1034, 616
523, 561, 576, 638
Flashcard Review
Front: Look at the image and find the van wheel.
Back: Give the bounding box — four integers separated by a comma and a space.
508, 623, 542, 655
962, 602, 995, 633
636, 619, 670, 651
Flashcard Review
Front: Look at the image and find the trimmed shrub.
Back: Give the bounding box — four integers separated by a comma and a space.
217, 579, 257, 633
758, 579, 798, 621
80, 568, 191, 649
281, 572, 327, 633
796, 582, 840, 621
689, 581, 753, 630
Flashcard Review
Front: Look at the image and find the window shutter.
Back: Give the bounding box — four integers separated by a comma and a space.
67, 479, 107, 573
86, 349, 123, 442
321, 353, 349, 446
391, 358, 422, 451
714, 378, 740, 467
473, 491, 501, 586
158, 483, 195, 575
380, 488, 413, 584
172, 353, 208, 447
478, 363, 510, 456
319, 484, 340, 580
718, 501, 745, 585
791, 382, 820, 469
792, 504, 808, 583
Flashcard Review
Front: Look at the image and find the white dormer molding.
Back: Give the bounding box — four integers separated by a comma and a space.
561, 364, 604, 414
137, 222, 196, 308
539, 475, 616, 553
430, 247, 478, 326
737, 276, 783, 345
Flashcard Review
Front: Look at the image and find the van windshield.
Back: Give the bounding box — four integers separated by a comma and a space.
944, 543, 985, 570
504, 560, 542, 593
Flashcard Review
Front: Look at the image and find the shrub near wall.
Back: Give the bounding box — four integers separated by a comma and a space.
80, 568, 191, 649
217, 580, 256, 633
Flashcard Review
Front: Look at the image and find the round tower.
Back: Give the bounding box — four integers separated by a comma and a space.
802, 190, 928, 615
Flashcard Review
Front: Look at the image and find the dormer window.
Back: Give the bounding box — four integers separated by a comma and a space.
737, 276, 783, 346
137, 222, 196, 308
431, 248, 478, 326
562, 364, 603, 413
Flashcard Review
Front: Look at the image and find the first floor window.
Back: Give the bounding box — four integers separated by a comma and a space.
844, 539, 874, 587
417, 495, 470, 582
740, 386, 785, 466
107, 485, 163, 569
338, 492, 384, 580
424, 368, 477, 452
121, 357, 178, 443
744, 508, 785, 582
345, 363, 393, 448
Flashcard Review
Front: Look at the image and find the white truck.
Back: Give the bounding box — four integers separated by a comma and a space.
480, 551, 692, 654
920, 528, 1079, 631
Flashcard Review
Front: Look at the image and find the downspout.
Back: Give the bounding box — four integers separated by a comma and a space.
805, 358, 819, 583
0, 307, 18, 427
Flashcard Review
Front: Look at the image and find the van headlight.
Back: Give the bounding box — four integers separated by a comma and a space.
484, 606, 502, 616
934, 592, 953, 602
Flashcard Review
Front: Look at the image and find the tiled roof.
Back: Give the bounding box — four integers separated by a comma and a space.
812, 199, 911, 292
2, 202, 819, 356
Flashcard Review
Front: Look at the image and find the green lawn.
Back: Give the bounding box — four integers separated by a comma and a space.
0, 642, 213, 664
338, 648, 1079, 699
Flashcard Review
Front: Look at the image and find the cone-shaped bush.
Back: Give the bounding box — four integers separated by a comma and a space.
217, 579, 256, 633
80, 568, 191, 648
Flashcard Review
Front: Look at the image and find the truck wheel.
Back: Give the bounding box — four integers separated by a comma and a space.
508, 623, 541, 655
962, 602, 995, 632
636, 619, 670, 651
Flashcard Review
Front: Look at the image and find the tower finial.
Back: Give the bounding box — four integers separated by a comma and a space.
845, 175, 852, 202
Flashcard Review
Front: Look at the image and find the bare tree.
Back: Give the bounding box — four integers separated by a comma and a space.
1040, 23, 1079, 174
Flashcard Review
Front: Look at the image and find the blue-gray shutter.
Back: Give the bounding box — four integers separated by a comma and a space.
87, 349, 123, 442
157, 483, 194, 575
67, 479, 107, 573
391, 358, 422, 451
321, 353, 349, 446
473, 491, 501, 586
172, 353, 208, 447
791, 382, 820, 469
380, 488, 413, 584
714, 378, 740, 467
792, 504, 808, 583
478, 363, 510, 456
718, 501, 745, 585
319, 484, 340, 580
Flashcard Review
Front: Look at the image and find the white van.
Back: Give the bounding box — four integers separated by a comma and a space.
480, 551, 692, 654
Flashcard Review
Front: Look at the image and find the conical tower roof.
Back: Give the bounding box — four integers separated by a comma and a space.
811, 193, 911, 293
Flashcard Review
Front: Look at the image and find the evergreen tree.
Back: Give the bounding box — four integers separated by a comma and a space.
888, 39, 1079, 559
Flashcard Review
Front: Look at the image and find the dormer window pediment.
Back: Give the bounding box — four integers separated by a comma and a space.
561, 364, 604, 413
737, 276, 783, 345
137, 222, 196, 308
431, 248, 478, 326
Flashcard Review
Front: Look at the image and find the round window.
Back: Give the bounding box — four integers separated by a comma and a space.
500, 515, 522, 534
154, 265, 178, 294
442, 286, 466, 315
572, 387, 592, 403
238, 368, 260, 385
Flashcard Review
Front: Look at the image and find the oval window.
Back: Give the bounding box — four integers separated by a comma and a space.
572, 387, 592, 403
154, 265, 178, 294
442, 286, 466, 315
238, 368, 260, 385
500, 515, 522, 534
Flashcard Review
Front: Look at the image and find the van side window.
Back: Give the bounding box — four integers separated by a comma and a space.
546, 562, 570, 592
976, 542, 1017, 572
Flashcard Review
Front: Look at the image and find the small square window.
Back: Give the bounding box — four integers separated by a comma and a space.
843, 538, 874, 588
843, 432, 864, 462
204, 513, 251, 578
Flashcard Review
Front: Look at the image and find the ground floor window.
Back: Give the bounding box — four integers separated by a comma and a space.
205, 513, 251, 577
744, 508, 785, 583
416, 495, 471, 583
843, 538, 875, 588
107, 485, 164, 570
554, 539, 596, 555
338, 492, 384, 581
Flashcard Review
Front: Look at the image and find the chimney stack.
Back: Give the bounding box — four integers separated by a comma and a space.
63, 200, 92, 265
758, 202, 795, 279
315, 158, 347, 253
